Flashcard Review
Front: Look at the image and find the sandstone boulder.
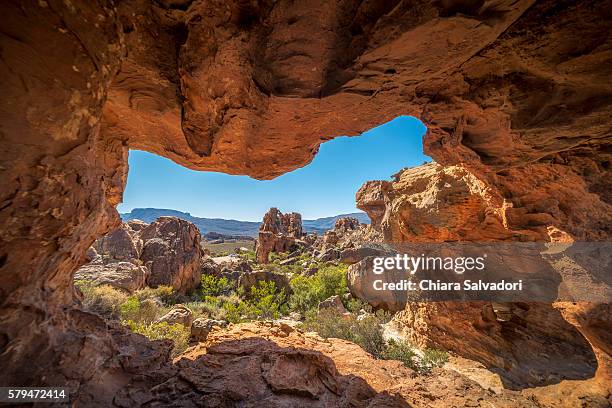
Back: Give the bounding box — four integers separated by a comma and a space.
157, 305, 193, 327
255, 208, 303, 263
303, 266, 318, 277
339, 244, 392, 264
238, 271, 291, 295
139, 217, 203, 293
126, 219, 148, 232
74, 262, 149, 293
334, 217, 361, 233
317, 248, 340, 262
318, 295, 347, 314
190, 318, 227, 343
279, 256, 298, 266
356, 163, 530, 242
93, 222, 141, 263
200, 256, 221, 276
212, 255, 252, 274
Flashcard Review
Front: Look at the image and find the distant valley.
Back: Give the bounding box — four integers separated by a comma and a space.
120, 208, 370, 237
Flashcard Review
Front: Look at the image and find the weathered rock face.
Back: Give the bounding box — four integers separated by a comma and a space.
139, 217, 203, 293
149, 322, 538, 407
190, 318, 227, 343
333, 217, 361, 234
255, 208, 303, 263
157, 305, 194, 328
74, 262, 150, 293
356, 161, 611, 396
1, 0, 611, 404
76, 217, 203, 294
92, 222, 142, 262
357, 163, 528, 242
358, 162, 612, 243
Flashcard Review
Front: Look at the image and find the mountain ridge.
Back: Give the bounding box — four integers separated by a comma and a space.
120, 208, 370, 237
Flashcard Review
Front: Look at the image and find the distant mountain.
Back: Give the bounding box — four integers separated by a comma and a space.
120, 208, 370, 237
302, 212, 370, 234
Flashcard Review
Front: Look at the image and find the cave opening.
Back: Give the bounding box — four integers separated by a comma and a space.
117, 115, 430, 223
75, 115, 433, 356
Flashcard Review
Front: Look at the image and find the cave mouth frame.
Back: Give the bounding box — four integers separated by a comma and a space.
76, 117, 599, 395
1, 0, 610, 404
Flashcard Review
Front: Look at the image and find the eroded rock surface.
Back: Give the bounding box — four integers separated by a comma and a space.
356, 162, 611, 398
0, 0, 611, 405
74, 261, 149, 293
139, 217, 203, 293
255, 208, 303, 263
76, 217, 203, 294
146, 322, 537, 408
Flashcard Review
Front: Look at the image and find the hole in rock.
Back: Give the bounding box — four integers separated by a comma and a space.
77, 116, 436, 358
74, 114, 599, 392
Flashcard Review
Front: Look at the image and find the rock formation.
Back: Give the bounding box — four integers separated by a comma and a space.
139, 217, 203, 293
157, 305, 194, 327
356, 162, 611, 398
0, 0, 610, 405
76, 217, 203, 294
74, 261, 149, 293
146, 322, 539, 407
255, 208, 303, 263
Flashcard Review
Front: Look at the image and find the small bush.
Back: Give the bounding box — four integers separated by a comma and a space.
221, 281, 287, 323
248, 281, 288, 320
120, 296, 161, 324
419, 348, 449, 373
125, 320, 190, 357
344, 298, 371, 314
77, 283, 128, 320
240, 250, 257, 263
199, 275, 232, 298
288, 264, 347, 314
383, 339, 418, 370
134, 285, 181, 305
302, 308, 390, 358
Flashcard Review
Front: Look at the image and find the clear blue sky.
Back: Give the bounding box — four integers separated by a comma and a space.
117, 116, 430, 221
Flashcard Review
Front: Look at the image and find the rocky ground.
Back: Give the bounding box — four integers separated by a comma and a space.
73, 202, 610, 407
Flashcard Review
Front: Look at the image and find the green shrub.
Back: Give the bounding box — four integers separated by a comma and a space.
126, 321, 190, 357
344, 298, 371, 313
303, 308, 447, 373
419, 348, 449, 373
199, 275, 232, 298
240, 250, 257, 263
248, 281, 287, 319
383, 339, 418, 370
120, 296, 161, 324
302, 308, 390, 358
221, 281, 287, 323
133, 285, 181, 305
289, 264, 348, 314
77, 283, 128, 320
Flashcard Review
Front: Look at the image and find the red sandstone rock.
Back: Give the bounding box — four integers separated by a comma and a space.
74, 262, 149, 293
255, 208, 303, 263
139, 217, 203, 293
145, 322, 538, 407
